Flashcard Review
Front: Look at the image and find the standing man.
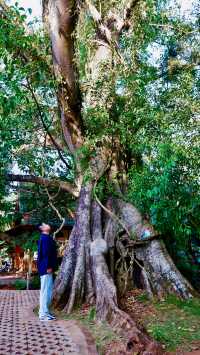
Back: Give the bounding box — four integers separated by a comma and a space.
37, 223, 57, 321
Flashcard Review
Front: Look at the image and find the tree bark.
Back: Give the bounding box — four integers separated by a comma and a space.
90, 201, 162, 353
51, 156, 193, 353
43, 0, 84, 153
54, 193, 162, 353
53, 182, 93, 309
117, 200, 194, 299
5, 173, 79, 197
53, 146, 110, 309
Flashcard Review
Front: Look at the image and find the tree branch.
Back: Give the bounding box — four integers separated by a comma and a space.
85, 0, 112, 44
123, 0, 140, 21
0, 0, 8, 12
86, 0, 140, 39
106, 0, 141, 34
44, 186, 65, 239
5, 174, 79, 197
43, 0, 84, 153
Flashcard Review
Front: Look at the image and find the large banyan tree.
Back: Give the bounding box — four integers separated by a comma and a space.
0, 0, 199, 352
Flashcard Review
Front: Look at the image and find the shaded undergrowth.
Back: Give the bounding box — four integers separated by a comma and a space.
136, 292, 200, 352
54, 290, 200, 353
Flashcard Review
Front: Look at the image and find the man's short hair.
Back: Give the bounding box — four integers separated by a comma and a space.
36, 223, 42, 231
36, 222, 52, 230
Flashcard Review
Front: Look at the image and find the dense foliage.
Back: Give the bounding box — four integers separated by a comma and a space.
0, 3, 73, 228
75, 0, 200, 262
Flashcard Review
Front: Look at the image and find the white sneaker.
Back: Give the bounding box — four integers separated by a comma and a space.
48, 314, 56, 320
39, 315, 56, 321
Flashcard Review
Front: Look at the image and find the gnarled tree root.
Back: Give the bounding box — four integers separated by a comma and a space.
135, 239, 194, 299
91, 249, 162, 354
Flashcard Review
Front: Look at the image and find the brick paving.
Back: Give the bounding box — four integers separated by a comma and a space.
0, 290, 97, 355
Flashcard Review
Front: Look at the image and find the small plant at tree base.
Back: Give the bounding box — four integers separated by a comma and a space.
30, 275, 40, 290
14, 279, 27, 290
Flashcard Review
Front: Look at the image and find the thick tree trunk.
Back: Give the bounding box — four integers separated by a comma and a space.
117, 200, 194, 299
53, 188, 162, 352
43, 0, 84, 153
54, 192, 161, 352
52, 175, 193, 354
90, 201, 162, 354
136, 239, 193, 299
53, 182, 93, 310
43, 1, 193, 352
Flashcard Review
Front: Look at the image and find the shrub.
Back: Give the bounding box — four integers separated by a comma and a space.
14, 279, 27, 290
30, 275, 40, 289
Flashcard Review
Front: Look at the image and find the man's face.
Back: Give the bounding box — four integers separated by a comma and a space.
40, 223, 51, 234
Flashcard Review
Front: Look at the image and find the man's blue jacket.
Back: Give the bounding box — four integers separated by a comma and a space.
37, 233, 58, 276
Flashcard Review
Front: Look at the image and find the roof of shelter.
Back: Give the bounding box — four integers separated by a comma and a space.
5, 218, 74, 236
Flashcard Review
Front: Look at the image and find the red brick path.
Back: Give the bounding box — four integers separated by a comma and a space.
0, 290, 97, 355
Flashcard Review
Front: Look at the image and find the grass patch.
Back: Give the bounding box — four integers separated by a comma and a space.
135, 292, 149, 303
145, 296, 200, 351
158, 294, 200, 316
58, 306, 119, 354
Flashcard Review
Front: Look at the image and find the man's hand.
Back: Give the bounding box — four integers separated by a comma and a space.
47, 268, 53, 273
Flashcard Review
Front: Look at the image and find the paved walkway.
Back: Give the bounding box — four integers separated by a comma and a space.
0, 290, 97, 355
